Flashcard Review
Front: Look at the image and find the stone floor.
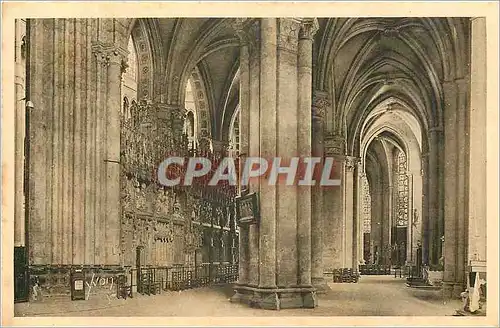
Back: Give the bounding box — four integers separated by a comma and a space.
14, 275, 462, 317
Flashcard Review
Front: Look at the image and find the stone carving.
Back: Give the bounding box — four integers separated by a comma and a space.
153, 220, 175, 243
121, 178, 134, 212
198, 137, 212, 152
345, 156, 361, 172
155, 187, 172, 216
324, 134, 345, 156
232, 18, 260, 53
121, 100, 188, 183
277, 18, 301, 52
184, 223, 204, 253
382, 26, 400, 38
134, 181, 148, 212
312, 90, 330, 119
299, 18, 319, 40
92, 42, 128, 68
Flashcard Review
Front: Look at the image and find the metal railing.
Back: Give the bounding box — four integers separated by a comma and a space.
359, 264, 392, 275
117, 263, 238, 298
325, 268, 360, 283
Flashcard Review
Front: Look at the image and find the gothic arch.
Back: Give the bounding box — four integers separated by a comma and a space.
315, 18, 469, 154
186, 66, 212, 140
125, 18, 164, 102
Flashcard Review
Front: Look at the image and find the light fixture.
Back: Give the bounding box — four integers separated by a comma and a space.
25, 101, 34, 110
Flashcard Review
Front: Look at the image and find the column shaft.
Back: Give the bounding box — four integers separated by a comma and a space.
323, 137, 345, 270
311, 91, 327, 289
247, 22, 261, 286
275, 19, 299, 287
443, 81, 458, 297
105, 48, 125, 265
297, 24, 314, 287
427, 129, 442, 265
15, 19, 26, 247
237, 42, 250, 285
454, 78, 468, 295
421, 152, 430, 264
258, 18, 277, 288
344, 158, 355, 268
468, 18, 487, 265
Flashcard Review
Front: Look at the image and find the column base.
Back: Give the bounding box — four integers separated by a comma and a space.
231, 284, 317, 310
442, 281, 465, 299
312, 277, 331, 294
442, 281, 455, 299
453, 282, 465, 297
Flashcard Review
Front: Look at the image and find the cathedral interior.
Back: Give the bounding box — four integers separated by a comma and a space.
13, 17, 487, 312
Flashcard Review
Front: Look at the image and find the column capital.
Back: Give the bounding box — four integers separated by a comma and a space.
441, 79, 460, 96
324, 134, 345, 156
299, 18, 319, 40
277, 18, 301, 52
443, 77, 470, 89
232, 18, 260, 51
312, 90, 330, 120
429, 126, 443, 134
345, 156, 360, 172
92, 41, 128, 67
454, 77, 470, 93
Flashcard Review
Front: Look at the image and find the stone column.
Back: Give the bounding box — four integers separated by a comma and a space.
468, 17, 487, 271
370, 180, 383, 264
427, 127, 443, 266
235, 25, 250, 285
104, 45, 127, 265
421, 152, 430, 265
247, 20, 261, 288
344, 156, 357, 269
230, 18, 318, 310
454, 78, 469, 296
311, 91, 330, 293
297, 19, 318, 290
258, 17, 277, 290
442, 80, 458, 298
14, 19, 26, 247
323, 135, 345, 270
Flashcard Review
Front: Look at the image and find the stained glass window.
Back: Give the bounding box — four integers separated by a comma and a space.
396, 151, 409, 227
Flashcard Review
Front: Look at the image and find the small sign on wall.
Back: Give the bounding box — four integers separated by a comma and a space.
235, 192, 260, 226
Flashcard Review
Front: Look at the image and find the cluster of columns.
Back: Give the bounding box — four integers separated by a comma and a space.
231, 18, 319, 310
440, 17, 487, 298
25, 19, 129, 266
321, 134, 361, 271
418, 17, 488, 299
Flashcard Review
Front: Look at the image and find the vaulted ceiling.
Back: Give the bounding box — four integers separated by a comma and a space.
313, 18, 469, 156
128, 17, 469, 148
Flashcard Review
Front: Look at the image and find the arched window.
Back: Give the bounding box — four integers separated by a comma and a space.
396, 151, 409, 227
123, 97, 130, 120
121, 37, 138, 104
184, 78, 197, 149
